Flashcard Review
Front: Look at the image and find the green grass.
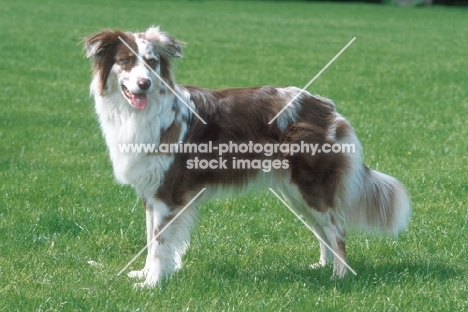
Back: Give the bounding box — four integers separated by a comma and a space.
1, 0, 467, 310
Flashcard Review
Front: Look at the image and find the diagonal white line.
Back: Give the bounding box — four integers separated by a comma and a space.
268, 37, 356, 125
117, 188, 206, 276
118, 36, 207, 125
268, 188, 357, 276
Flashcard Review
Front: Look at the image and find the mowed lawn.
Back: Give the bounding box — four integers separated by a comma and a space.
1, 0, 467, 310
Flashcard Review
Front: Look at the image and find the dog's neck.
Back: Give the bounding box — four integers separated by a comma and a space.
94, 89, 180, 191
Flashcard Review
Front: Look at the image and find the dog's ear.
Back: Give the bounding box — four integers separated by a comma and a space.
84, 29, 124, 58
145, 26, 183, 59
85, 30, 109, 58
85, 35, 103, 58
164, 36, 183, 59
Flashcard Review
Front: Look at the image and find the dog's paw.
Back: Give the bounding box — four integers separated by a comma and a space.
331, 265, 347, 279
128, 270, 146, 279
132, 268, 162, 289
309, 261, 327, 270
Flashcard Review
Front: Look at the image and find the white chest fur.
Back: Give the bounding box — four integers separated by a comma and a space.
93, 85, 180, 198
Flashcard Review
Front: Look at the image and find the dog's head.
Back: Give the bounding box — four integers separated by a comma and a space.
85, 26, 183, 110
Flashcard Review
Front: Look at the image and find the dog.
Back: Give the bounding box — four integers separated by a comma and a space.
85, 26, 411, 288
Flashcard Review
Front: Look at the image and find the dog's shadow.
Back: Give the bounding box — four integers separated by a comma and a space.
200, 258, 457, 293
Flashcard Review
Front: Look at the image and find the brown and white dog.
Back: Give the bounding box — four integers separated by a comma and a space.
85, 26, 410, 287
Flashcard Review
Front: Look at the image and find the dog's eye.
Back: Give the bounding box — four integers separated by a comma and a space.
119, 57, 131, 64
147, 59, 157, 66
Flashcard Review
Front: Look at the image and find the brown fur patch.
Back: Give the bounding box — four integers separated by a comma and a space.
334, 118, 353, 141
85, 30, 137, 94
160, 121, 182, 146
155, 86, 348, 215
159, 55, 174, 90
156, 86, 291, 207
336, 239, 346, 258
281, 97, 347, 212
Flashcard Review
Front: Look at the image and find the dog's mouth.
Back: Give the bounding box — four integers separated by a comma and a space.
121, 85, 148, 111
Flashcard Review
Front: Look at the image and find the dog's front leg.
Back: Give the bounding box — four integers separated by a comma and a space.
133, 198, 197, 288
128, 200, 155, 280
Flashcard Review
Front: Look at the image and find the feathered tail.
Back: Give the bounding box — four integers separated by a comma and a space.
349, 165, 411, 236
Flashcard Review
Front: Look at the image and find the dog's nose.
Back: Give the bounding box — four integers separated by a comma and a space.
137, 78, 151, 91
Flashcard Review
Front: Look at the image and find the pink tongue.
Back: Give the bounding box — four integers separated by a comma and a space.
129, 93, 148, 110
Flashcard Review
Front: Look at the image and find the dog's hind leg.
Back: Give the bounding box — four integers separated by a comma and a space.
323, 218, 347, 278
320, 211, 347, 278
277, 182, 347, 276
304, 209, 348, 278
308, 224, 333, 270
